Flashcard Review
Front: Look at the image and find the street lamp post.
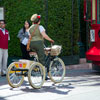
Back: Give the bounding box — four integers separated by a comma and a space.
0, 7, 4, 21
44, 0, 48, 34
71, 0, 74, 56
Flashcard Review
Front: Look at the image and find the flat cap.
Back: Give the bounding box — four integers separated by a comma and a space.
31, 14, 41, 22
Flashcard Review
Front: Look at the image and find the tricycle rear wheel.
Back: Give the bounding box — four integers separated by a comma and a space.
7, 63, 24, 88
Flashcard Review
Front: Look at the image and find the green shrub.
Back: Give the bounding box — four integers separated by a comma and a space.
0, 0, 79, 56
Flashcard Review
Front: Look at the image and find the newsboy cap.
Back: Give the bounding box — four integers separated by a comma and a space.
30, 14, 41, 22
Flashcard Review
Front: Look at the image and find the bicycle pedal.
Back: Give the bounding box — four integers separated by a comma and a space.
33, 68, 39, 72
23, 72, 28, 76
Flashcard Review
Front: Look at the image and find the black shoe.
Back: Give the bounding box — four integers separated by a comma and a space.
1, 74, 6, 77
45, 76, 50, 80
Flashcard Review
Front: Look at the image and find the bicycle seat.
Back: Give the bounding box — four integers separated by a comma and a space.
44, 47, 51, 51
29, 52, 37, 56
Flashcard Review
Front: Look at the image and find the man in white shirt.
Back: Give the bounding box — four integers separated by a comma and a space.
0, 20, 10, 76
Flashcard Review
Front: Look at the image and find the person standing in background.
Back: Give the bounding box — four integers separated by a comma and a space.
0, 20, 10, 76
17, 20, 31, 59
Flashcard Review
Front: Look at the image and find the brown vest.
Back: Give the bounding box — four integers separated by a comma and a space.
29, 24, 43, 41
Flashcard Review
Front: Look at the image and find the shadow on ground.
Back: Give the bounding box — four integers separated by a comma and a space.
0, 97, 7, 100
20, 82, 74, 95
0, 77, 8, 86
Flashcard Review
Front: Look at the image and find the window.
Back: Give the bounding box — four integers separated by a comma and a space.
92, 0, 96, 24
84, 0, 91, 21
0, 7, 4, 20
97, 0, 100, 24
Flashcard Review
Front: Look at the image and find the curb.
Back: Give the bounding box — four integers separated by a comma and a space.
66, 63, 92, 70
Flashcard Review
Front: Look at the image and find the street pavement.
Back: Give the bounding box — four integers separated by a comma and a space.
0, 68, 100, 100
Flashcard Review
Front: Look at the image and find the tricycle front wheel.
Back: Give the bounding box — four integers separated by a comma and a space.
28, 62, 45, 89
49, 57, 66, 83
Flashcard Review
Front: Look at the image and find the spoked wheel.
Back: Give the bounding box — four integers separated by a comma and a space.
28, 62, 45, 89
49, 57, 66, 83
7, 63, 24, 88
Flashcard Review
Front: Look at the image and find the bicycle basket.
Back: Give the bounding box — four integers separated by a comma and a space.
51, 45, 62, 56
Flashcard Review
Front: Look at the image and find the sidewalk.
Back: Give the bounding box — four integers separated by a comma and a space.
1, 58, 100, 100
0, 67, 99, 100
67, 63, 92, 70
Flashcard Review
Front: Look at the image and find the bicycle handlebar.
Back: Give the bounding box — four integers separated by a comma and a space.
44, 43, 54, 49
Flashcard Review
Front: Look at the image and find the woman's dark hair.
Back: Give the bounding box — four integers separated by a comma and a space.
23, 20, 31, 33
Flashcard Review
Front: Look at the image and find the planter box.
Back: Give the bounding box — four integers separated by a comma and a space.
61, 55, 79, 65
